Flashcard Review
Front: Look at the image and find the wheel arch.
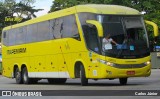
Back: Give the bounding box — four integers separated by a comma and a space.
74, 60, 88, 78
13, 64, 19, 78
13, 64, 27, 78
21, 64, 27, 71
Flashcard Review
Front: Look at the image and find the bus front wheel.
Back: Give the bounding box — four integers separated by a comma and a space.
15, 68, 23, 84
119, 78, 128, 85
80, 65, 88, 86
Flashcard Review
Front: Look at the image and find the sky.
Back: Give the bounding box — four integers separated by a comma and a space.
33, 0, 53, 17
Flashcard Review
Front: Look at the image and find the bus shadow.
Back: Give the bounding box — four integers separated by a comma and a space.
10, 79, 148, 86
67, 83, 143, 86
34, 82, 145, 86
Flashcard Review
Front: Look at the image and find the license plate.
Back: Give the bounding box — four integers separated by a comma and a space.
126, 71, 135, 75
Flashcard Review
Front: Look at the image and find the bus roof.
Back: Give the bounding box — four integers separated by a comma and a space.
3, 4, 140, 31
76, 4, 140, 15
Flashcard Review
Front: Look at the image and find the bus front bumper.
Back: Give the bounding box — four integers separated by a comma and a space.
100, 64, 151, 79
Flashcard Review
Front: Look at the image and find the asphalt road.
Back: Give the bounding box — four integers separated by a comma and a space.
0, 69, 160, 99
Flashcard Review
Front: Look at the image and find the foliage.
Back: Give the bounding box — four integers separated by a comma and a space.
13, 2, 43, 19
0, 0, 43, 40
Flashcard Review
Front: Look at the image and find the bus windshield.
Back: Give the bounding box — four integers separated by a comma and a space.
79, 13, 150, 59
100, 15, 150, 59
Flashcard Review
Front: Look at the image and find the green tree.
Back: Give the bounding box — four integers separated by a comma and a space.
0, 0, 43, 40
14, 2, 43, 19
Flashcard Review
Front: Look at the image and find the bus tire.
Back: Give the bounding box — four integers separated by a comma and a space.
15, 68, 23, 84
119, 78, 128, 85
80, 65, 88, 86
22, 67, 31, 84
48, 78, 67, 84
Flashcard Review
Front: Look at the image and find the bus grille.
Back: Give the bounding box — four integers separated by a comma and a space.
113, 63, 146, 69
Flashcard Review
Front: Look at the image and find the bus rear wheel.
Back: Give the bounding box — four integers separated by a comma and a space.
15, 68, 23, 84
80, 65, 88, 86
22, 67, 31, 84
48, 78, 67, 84
119, 78, 128, 85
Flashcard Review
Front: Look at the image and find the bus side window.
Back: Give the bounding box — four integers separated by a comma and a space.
3, 32, 6, 38
72, 22, 80, 41
37, 21, 51, 41
83, 25, 100, 53
26, 24, 38, 43
2, 31, 8, 46
52, 18, 63, 39
16, 27, 26, 45
62, 15, 80, 40
50, 20, 56, 39
8, 29, 16, 46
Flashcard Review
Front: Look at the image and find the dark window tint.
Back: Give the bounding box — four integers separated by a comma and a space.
79, 13, 99, 52
102, 16, 124, 44
83, 25, 100, 53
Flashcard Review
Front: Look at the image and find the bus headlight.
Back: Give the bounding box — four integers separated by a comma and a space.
106, 62, 114, 66
144, 61, 151, 65
98, 59, 114, 66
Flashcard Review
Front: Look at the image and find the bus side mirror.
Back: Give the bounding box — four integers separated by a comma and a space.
145, 20, 159, 37
86, 20, 103, 37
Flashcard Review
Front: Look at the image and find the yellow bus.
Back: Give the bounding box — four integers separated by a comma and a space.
2, 4, 154, 86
